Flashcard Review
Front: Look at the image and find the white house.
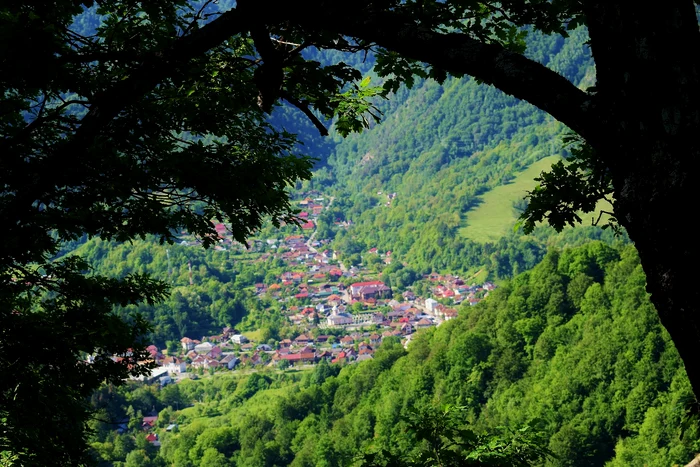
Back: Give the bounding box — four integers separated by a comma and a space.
180, 337, 196, 351
194, 342, 213, 353
231, 334, 249, 344
425, 298, 439, 314
163, 358, 186, 374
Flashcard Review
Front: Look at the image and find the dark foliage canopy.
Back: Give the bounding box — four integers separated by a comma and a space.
0, 1, 375, 463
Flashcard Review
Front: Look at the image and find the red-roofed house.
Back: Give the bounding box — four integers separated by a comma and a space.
332, 351, 348, 364
349, 281, 392, 301
162, 356, 186, 374
329, 268, 343, 278
416, 318, 433, 328
294, 334, 312, 345
291, 272, 304, 282
191, 354, 220, 369
444, 309, 458, 320
278, 352, 316, 364
327, 294, 342, 305
208, 346, 223, 358
142, 416, 157, 430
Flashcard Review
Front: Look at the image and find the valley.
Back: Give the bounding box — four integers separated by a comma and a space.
11, 5, 698, 466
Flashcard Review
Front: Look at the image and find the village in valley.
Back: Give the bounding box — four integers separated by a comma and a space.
102, 191, 498, 446
129, 192, 497, 393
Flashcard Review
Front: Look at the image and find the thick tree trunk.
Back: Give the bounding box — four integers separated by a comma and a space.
586, 2, 700, 399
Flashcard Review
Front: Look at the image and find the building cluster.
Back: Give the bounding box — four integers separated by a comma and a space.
425, 273, 495, 306
128, 191, 497, 385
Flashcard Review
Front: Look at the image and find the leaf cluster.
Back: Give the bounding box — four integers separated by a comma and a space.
518, 134, 620, 235
356, 404, 550, 467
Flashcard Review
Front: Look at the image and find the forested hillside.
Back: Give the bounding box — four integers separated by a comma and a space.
90, 243, 698, 466
313, 27, 599, 274
74, 236, 298, 348
68, 13, 659, 467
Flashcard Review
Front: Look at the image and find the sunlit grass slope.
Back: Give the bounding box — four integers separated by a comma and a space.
459, 155, 561, 242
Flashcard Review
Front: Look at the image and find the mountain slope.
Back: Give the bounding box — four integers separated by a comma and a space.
314, 27, 607, 275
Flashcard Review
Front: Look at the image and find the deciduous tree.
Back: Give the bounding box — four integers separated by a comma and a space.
0, 1, 376, 463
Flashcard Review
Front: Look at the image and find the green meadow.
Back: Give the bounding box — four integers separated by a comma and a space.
460, 155, 614, 243
460, 155, 561, 242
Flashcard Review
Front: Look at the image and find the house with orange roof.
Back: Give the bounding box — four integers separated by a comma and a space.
180, 337, 196, 351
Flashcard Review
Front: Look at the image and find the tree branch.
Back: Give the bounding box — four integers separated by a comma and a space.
280, 91, 329, 136
254, 1, 600, 142
4, 8, 250, 156
49, 8, 250, 159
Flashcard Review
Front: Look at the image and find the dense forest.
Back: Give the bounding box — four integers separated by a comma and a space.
88, 243, 699, 466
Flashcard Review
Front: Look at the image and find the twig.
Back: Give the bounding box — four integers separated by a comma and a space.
280, 91, 329, 136
592, 210, 614, 226
182, 0, 217, 37
271, 37, 301, 47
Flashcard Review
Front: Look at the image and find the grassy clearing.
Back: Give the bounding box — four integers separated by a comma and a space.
465, 268, 488, 285
459, 155, 616, 243
242, 329, 265, 342
459, 156, 561, 242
